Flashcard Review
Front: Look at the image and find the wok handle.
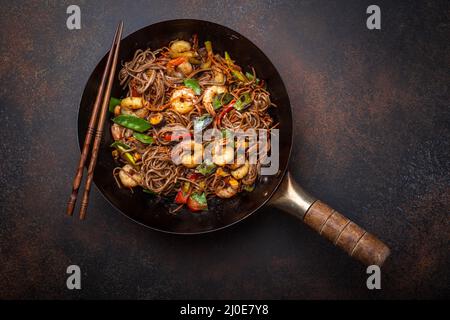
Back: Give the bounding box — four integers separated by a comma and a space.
303, 200, 390, 266
270, 172, 390, 266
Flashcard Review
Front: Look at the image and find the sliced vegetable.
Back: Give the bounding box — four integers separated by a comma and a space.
133, 132, 154, 144
183, 78, 202, 95
215, 100, 236, 126
167, 56, 187, 67
196, 159, 216, 176
243, 184, 255, 192
245, 72, 260, 84
189, 57, 202, 65
175, 182, 191, 204
193, 114, 213, 132
233, 92, 252, 111
149, 113, 164, 125
187, 192, 208, 212
231, 70, 247, 82
213, 93, 234, 110
110, 141, 136, 166
216, 167, 229, 177
130, 87, 140, 97
112, 115, 152, 133
170, 51, 196, 59
221, 129, 234, 140
224, 51, 233, 67
109, 97, 121, 112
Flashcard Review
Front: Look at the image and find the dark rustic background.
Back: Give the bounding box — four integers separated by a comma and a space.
0, 0, 449, 299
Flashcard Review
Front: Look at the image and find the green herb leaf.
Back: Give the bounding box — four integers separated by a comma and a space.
112, 115, 152, 133
213, 93, 234, 110
142, 189, 155, 195
233, 92, 252, 111
193, 114, 213, 132
133, 132, 154, 144
196, 159, 216, 176
184, 78, 202, 95
245, 72, 260, 85
109, 97, 122, 112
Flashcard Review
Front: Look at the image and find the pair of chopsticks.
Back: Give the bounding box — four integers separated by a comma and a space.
67, 21, 124, 220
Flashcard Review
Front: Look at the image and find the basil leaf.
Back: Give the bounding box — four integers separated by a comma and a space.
245, 72, 260, 85
213, 93, 234, 110
233, 93, 252, 111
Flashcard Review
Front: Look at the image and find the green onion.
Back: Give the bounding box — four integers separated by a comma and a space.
193, 114, 213, 132
110, 141, 130, 149
213, 93, 234, 110
142, 189, 155, 195
233, 93, 252, 111
110, 141, 135, 165
196, 159, 216, 176
205, 41, 213, 55
245, 72, 260, 84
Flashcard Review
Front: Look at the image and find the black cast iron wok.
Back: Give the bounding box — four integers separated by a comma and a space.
78, 19, 390, 266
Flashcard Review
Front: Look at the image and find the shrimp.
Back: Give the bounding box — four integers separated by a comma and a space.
118, 164, 142, 188
170, 40, 191, 53
171, 87, 196, 114
212, 143, 234, 166
215, 177, 239, 198
212, 67, 225, 84
203, 85, 227, 115
175, 140, 203, 168
231, 161, 249, 180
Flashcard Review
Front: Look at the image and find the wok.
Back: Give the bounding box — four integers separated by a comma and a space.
78, 19, 390, 266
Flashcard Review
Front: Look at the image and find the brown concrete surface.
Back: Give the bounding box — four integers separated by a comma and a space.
0, 0, 448, 299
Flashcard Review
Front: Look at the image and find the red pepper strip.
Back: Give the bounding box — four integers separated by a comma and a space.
187, 172, 200, 182
130, 87, 140, 97
163, 132, 192, 142
167, 56, 187, 68
175, 182, 191, 204
215, 100, 236, 126
174, 173, 200, 205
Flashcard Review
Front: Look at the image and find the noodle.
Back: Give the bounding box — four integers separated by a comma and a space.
110, 36, 277, 212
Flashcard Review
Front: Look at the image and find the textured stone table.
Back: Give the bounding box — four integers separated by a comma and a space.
0, 0, 448, 299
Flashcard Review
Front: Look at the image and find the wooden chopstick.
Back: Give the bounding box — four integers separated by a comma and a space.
67, 21, 124, 218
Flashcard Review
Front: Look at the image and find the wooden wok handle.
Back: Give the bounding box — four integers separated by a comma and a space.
270, 173, 390, 266
303, 201, 390, 266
